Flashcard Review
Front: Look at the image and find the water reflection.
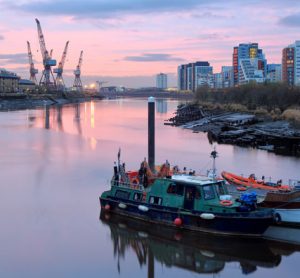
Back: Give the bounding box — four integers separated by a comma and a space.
57, 105, 63, 131
74, 103, 82, 135
156, 99, 168, 114
100, 212, 300, 277
44, 105, 50, 129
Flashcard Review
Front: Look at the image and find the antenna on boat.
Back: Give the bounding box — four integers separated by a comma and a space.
210, 146, 218, 180
117, 147, 121, 169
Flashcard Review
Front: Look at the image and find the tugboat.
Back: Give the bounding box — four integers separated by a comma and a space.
99, 151, 274, 237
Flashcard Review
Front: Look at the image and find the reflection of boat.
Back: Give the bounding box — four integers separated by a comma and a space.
100, 153, 274, 237
222, 171, 291, 191
100, 212, 288, 276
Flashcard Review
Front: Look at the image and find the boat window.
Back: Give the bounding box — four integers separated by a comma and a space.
115, 190, 130, 200
203, 185, 215, 200
195, 188, 201, 199
149, 196, 163, 205
133, 193, 142, 201
216, 183, 226, 196
167, 183, 184, 196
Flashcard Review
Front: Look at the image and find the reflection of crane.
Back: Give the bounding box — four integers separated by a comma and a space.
35, 18, 57, 90
27, 41, 38, 84
54, 41, 69, 89
73, 50, 83, 91
96, 81, 108, 92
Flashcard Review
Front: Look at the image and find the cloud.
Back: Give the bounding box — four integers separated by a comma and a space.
0, 35, 4, 40
124, 53, 184, 62
198, 33, 230, 40
279, 13, 300, 27
0, 53, 28, 65
5, 0, 205, 19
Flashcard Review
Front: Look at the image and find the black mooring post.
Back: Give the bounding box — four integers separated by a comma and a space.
148, 97, 155, 172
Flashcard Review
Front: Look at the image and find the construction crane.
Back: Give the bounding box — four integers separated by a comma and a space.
54, 41, 69, 90
35, 18, 57, 90
96, 81, 108, 93
73, 50, 83, 91
27, 41, 38, 84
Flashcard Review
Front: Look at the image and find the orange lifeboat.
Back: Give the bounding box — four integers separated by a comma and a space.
221, 171, 291, 192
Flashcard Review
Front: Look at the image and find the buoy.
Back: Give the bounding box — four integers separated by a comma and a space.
200, 213, 215, 220
174, 217, 183, 227
138, 205, 149, 212
220, 200, 233, 206
104, 204, 111, 211
118, 203, 127, 209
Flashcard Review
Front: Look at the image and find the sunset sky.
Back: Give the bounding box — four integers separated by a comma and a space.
0, 0, 300, 87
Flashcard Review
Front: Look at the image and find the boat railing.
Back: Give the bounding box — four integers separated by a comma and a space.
111, 179, 145, 191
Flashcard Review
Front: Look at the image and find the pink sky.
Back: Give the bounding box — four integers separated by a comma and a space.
0, 0, 300, 87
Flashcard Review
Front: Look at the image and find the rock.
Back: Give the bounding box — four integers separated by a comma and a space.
167, 103, 300, 157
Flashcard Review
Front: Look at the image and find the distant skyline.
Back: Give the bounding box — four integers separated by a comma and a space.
0, 0, 300, 87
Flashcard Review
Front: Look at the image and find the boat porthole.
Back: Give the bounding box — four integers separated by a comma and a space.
274, 213, 282, 224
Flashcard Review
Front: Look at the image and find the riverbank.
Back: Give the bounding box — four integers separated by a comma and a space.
166, 103, 300, 157
0, 91, 103, 111
100, 90, 194, 100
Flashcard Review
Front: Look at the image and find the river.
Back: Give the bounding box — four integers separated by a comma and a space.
0, 98, 299, 277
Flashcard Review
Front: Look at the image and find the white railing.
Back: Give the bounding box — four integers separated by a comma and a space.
111, 179, 145, 191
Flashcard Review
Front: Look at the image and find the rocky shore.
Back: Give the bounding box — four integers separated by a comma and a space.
166, 103, 300, 156
0, 92, 103, 111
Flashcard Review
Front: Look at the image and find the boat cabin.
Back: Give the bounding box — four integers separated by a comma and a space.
109, 174, 238, 213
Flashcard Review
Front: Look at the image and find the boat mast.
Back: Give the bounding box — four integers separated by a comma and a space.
210, 146, 218, 180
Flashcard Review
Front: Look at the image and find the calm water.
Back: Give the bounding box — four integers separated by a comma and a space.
0, 98, 300, 278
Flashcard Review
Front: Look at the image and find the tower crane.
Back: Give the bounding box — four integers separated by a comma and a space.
27, 41, 38, 84
54, 41, 69, 90
35, 18, 57, 90
73, 50, 83, 91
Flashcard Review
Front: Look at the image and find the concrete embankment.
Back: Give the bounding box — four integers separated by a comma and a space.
166, 103, 300, 157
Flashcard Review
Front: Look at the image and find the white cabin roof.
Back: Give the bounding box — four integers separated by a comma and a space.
171, 174, 217, 185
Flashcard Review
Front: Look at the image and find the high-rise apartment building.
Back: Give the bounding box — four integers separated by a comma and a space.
292, 41, 300, 85
213, 73, 223, 89
221, 66, 234, 88
156, 73, 168, 89
282, 41, 300, 86
232, 43, 267, 86
282, 47, 295, 86
266, 64, 282, 83
178, 61, 213, 91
